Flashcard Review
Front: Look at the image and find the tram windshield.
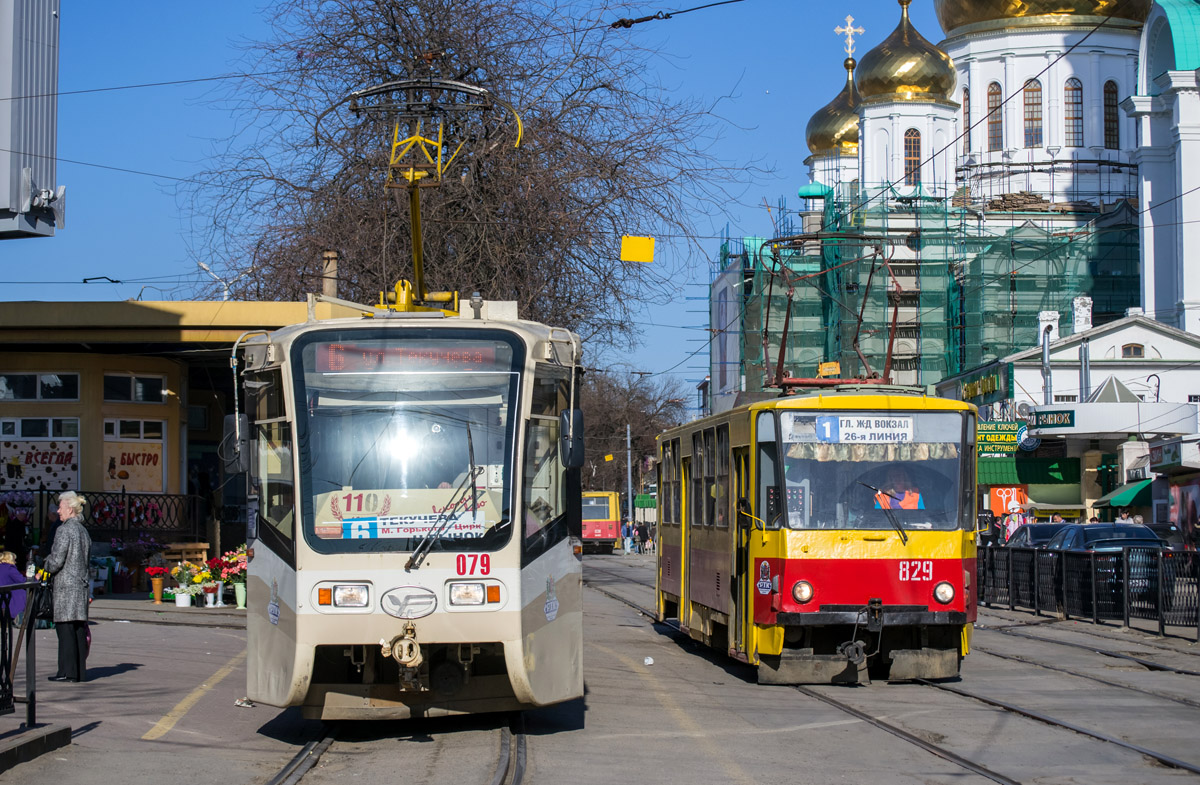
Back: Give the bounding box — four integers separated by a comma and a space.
770, 411, 969, 532
292, 330, 522, 554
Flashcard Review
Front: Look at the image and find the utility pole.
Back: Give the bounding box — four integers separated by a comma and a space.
626, 423, 634, 525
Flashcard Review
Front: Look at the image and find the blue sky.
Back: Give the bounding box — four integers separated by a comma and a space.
2, 0, 946, 397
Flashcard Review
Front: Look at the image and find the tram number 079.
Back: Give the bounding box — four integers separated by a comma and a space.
899, 560, 933, 581
456, 553, 491, 576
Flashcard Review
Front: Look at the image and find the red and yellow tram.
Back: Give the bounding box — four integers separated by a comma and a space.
581, 490, 621, 553
655, 388, 977, 683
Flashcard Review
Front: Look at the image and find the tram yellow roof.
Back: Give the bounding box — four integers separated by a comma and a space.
747, 391, 975, 414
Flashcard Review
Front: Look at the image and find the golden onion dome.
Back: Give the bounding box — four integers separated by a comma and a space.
806, 58, 862, 155
858, 0, 956, 102
936, 0, 1153, 35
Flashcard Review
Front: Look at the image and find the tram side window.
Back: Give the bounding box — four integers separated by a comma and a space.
523, 416, 564, 548
670, 438, 681, 525
756, 412, 780, 529
661, 439, 680, 526
961, 413, 977, 530
690, 433, 704, 526
714, 425, 730, 527
247, 369, 294, 562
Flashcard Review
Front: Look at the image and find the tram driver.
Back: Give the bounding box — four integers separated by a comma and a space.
873, 466, 925, 510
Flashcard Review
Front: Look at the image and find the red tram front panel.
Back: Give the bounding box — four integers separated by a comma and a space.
753, 554, 976, 624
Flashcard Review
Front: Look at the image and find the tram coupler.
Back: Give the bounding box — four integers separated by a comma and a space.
865, 598, 883, 633
380, 621, 424, 670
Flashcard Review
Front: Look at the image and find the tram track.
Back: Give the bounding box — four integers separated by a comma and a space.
584, 560, 1200, 783
980, 625, 1200, 676
263, 716, 527, 785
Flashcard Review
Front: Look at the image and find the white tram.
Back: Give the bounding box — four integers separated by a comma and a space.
235, 300, 586, 719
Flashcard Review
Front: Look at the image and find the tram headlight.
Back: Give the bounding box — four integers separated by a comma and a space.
933, 581, 955, 605
333, 584, 369, 607
449, 582, 486, 606
791, 580, 814, 604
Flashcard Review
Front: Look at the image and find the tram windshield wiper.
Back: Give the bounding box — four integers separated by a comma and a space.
857, 481, 909, 545
405, 423, 483, 571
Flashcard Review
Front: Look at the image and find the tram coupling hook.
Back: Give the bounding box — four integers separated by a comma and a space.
379, 621, 424, 669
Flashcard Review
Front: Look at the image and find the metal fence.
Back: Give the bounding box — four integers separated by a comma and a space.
977, 545, 1200, 640
34, 487, 208, 544
0, 581, 40, 726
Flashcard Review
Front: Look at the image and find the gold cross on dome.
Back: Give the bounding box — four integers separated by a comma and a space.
835, 15, 865, 56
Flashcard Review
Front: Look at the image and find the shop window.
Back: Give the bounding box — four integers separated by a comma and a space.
0, 373, 79, 401
1121, 343, 1144, 358
104, 374, 165, 403
0, 418, 79, 440
104, 419, 165, 441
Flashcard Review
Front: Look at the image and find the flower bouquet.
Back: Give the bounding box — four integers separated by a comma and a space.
170, 560, 200, 588
221, 546, 248, 584
145, 566, 169, 580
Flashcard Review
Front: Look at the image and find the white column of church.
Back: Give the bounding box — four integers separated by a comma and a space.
966, 57, 980, 160
1003, 52, 1017, 195
1045, 50, 1060, 150
1124, 53, 1138, 151
1087, 50, 1103, 153
1171, 75, 1200, 332
890, 112, 902, 188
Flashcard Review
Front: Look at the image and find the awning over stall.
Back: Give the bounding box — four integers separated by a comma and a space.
1093, 478, 1153, 508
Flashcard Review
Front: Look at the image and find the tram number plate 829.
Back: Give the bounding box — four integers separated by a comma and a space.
899, 560, 933, 581
456, 553, 491, 576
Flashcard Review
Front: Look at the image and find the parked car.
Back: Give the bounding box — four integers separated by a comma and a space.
1044, 523, 1175, 615
1003, 523, 1070, 549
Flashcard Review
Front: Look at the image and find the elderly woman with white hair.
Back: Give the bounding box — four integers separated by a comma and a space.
45, 491, 92, 683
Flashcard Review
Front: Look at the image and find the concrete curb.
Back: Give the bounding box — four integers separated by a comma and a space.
0, 723, 71, 773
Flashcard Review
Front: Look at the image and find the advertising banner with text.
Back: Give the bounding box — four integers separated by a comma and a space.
102, 442, 164, 493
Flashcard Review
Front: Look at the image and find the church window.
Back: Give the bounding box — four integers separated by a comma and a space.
1121, 343, 1144, 359
1023, 79, 1043, 148
962, 87, 971, 153
1104, 81, 1120, 149
904, 129, 921, 186
987, 82, 1003, 151
1065, 78, 1083, 147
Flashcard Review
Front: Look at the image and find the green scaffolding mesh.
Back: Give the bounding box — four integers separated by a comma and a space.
715, 186, 1140, 394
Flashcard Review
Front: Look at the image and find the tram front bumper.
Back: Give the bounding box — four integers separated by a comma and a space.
775, 606, 968, 627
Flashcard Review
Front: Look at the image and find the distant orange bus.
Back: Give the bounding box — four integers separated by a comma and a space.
581, 491, 621, 553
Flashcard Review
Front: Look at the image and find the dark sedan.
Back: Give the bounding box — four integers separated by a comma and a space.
1045, 523, 1174, 615
1004, 523, 1069, 549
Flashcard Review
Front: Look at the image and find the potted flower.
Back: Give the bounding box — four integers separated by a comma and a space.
195, 569, 220, 608
145, 566, 169, 605
206, 556, 228, 607
170, 561, 200, 606
221, 545, 248, 609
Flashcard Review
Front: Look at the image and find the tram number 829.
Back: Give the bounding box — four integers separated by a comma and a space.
899, 560, 933, 582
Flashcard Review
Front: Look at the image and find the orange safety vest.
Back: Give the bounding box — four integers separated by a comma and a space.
875, 490, 922, 510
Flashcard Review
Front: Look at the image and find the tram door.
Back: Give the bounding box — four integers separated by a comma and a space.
680, 454, 693, 630
732, 447, 750, 653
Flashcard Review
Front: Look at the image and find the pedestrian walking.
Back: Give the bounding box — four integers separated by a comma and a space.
1116, 509, 1132, 523
636, 522, 649, 554
621, 519, 633, 555
44, 491, 92, 683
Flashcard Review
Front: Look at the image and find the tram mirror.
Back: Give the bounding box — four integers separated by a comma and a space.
222, 414, 249, 474
560, 409, 585, 469
736, 497, 761, 530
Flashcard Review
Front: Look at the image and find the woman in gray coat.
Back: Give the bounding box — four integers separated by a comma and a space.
45, 491, 91, 683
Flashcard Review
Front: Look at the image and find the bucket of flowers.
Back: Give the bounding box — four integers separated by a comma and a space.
196, 568, 220, 607
222, 545, 248, 609
170, 561, 202, 607
145, 566, 169, 604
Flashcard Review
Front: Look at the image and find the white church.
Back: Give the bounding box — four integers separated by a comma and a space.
803, 0, 1200, 338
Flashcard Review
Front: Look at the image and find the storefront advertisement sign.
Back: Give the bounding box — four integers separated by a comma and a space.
977, 421, 1019, 457
103, 442, 164, 493
1, 440, 79, 492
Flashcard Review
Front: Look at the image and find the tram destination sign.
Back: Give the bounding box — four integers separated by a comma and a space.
814, 415, 913, 444
977, 421, 1019, 457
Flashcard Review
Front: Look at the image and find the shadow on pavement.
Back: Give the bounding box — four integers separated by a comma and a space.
83, 662, 142, 680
